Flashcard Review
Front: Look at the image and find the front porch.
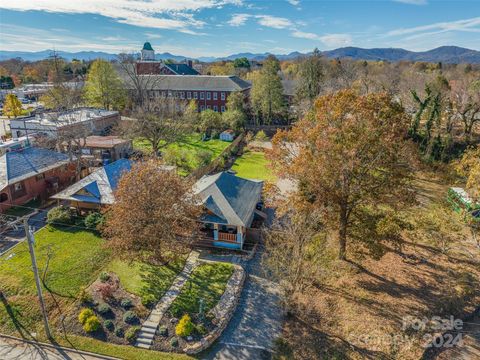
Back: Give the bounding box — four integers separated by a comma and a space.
199, 223, 246, 250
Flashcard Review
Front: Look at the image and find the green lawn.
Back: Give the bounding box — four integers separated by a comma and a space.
107, 256, 187, 302
134, 134, 230, 174
231, 150, 276, 182
0, 226, 108, 335
55, 334, 191, 360
5, 198, 41, 217
169, 262, 234, 318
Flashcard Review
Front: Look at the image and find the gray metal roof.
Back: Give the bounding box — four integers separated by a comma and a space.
0, 147, 70, 190
193, 171, 263, 227
126, 75, 251, 92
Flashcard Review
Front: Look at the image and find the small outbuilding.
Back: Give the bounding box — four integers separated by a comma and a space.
219, 130, 235, 142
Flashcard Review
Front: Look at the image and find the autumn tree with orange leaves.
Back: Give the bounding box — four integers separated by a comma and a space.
104, 160, 201, 264
271, 90, 414, 260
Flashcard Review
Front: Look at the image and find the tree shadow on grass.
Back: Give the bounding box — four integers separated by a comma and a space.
0, 293, 36, 340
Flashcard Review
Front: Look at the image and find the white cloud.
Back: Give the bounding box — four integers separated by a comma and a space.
393, 0, 427, 4
292, 30, 352, 48
144, 32, 163, 39
228, 13, 250, 26
292, 30, 319, 40
287, 0, 300, 6
387, 17, 480, 36
0, 0, 243, 33
319, 34, 352, 47
256, 15, 293, 29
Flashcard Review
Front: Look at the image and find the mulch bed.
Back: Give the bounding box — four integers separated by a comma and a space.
61, 272, 150, 345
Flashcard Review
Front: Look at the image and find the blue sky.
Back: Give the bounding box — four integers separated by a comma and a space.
0, 1, 478, 57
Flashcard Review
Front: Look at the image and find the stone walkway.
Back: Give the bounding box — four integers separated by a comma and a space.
135, 250, 200, 349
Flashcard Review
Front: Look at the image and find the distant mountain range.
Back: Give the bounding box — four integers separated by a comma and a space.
1, 46, 479, 64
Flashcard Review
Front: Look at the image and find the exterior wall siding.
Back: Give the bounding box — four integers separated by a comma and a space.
0, 164, 75, 213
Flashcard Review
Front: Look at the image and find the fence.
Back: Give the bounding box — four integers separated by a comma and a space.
189, 132, 245, 180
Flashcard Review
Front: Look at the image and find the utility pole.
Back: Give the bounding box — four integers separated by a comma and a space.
24, 218, 51, 339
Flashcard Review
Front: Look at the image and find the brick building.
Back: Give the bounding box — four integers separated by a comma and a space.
0, 147, 75, 212
137, 75, 251, 113
136, 42, 199, 76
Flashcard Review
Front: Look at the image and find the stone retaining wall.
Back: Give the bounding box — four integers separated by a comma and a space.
183, 264, 246, 354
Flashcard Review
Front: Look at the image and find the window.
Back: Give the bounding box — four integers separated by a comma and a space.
168, 91, 173, 97
200, 105, 205, 111
213, 105, 218, 112
187, 92, 192, 99
162, 91, 167, 97
14, 182, 23, 192
180, 92, 185, 99
221, 92, 226, 100
221, 106, 225, 112
0, 193, 7, 202
206, 92, 211, 100
207, 105, 211, 110
36, 174, 45, 181
213, 92, 218, 100
200, 92, 205, 100
194, 92, 198, 99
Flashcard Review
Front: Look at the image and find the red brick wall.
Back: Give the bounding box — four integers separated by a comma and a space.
149, 89, 250, 113
0, 163, 76, 213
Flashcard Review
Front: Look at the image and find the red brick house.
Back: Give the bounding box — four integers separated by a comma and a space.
0, 147, 75, 213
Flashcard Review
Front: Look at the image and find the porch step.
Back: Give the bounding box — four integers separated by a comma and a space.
135, 337, 153, 346
136, 343, 150, 349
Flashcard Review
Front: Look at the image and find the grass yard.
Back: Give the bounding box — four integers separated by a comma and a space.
54, 334, 192, 360
134, 134, 230, 175
231, 149, 276, 182
0, 226, 108, 335
5, 197, 41, 217
169, 262, 234, 318
107, 255, 187, 303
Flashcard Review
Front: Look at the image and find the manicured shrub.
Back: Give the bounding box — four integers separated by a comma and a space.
99, 272, 110, 283
78, 308, 94, 325
170, 337, 179, 348
83, 315, 101, 333
158, 325, 168, 336
141, 294, 156, 308
114, 327, 124, 338
125, 326, 140, 343
95, 282, 115, 300
77, 287, 93, 304
196, 149, 213, 167
84, 212, 105, 230
254, 130, 268, 142
175, 314, 194, 337
104, 319, 114, 331
97, 303, 111, 315
123, 311, 138, 324
196, 323, 207, 335
120, 298, 133, 309
47, 206, 73, 225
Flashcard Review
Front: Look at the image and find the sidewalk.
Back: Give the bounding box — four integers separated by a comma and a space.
0, 335, 117, 360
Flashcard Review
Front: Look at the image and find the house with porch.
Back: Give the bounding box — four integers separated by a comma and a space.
52, 158, 133, 211
193, 171, 264, 250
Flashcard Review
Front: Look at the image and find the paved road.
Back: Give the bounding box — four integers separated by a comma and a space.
201, 247, 284, 360
0, 336, 114, 360
0, 210, 48, 256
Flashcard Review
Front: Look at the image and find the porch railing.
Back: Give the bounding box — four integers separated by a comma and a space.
218, 232, 237, 242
